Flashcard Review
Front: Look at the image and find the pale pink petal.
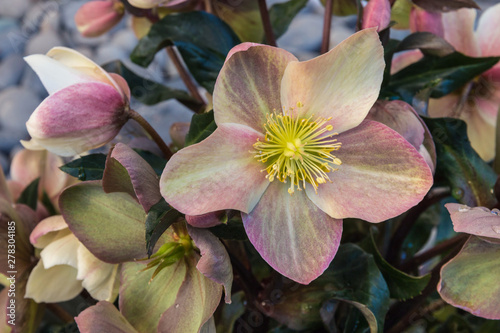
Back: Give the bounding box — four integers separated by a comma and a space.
464, 105, 496, 161
160, 123, 269, 215
46, 47, 124, 96
410, 7, 444, 37
128, 0, 164, 8
30, 215, 68, 248
242, 181, 343, 284
446, 203, 500, 240
391, 49, 423, 74
280, 29, 385, 134
185, 211, 225, 228
213, 44, 297, 132
475, 87, 500, 126
26, 82, 128, 156
427, 93, 460, 118
476, 3, 500, 58
40, 233, 80, 269
442, 8, 480, 56
306, 120, 433, 222
75, 1, 124, 37
103, 143, 161, 212
362, 0, 391, 31
76, 301, 138, 333
25, 260, 82, 303
225, 42, 261, 62
109, 73, 131, 102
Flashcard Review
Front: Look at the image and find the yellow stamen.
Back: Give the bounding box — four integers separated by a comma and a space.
253, 103, 342, 194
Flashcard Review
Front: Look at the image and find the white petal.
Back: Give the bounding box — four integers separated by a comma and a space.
40, 233, 80, 269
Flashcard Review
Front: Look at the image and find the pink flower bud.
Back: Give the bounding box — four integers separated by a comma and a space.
23, 47, 131, 156
409, 6, 444, 37
75, 0, 125, 37
362, 0, 391, 31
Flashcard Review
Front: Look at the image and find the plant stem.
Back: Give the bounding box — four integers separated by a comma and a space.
399, 234, 468, 272
258, 0, 276, 47
46, 303, 74, 323
321, 0, 333, 54
386, 189, 451, 266
128, 109, 173, 159
165, 46, 206, 109
385, 237, 467, 333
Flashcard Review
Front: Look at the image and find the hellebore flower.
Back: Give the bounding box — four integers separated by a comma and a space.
393, 4, 500, 161
438, 204, 500, 319
161, 29, 433, 284
22, 47, 132, 156
75, 0, 125, 37
25, 215, 119, 303
362, 0, 391, 31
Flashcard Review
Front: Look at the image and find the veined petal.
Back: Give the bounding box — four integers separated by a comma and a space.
45, 47, 124, 96
213, 44, 297, 132
242, 181, 342, 284
76, 301, 138, 333
442, 8, 479, 57
446, 203, 500, 240
306, 120, 432, 222
391, 49, 423, 74
161, 123, 269, 215
280, 29, 385, 134
25, 260, 82, 303
476, 3, 500, 58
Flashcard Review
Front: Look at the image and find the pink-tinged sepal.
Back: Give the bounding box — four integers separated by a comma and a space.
362, 0, 391, 31
410, 6, 444, 37
75, 0, 125, 37
25, 82, 130, 156
242, 182, 343, 284
446, 203, 500, 242
76, 301, 138, 333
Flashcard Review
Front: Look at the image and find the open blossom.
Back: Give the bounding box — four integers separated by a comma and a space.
22, 47, 132, 156
393, 4, 500, 161
161, 29, 433, 284
75, 0, 125, 37
25, 215, 119, 303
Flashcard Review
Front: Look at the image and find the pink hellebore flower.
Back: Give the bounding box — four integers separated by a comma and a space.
23, 47, 132, 156
362, 0, 391, 31
161, 29, 433, 284
394, 4, 500, 161
75, 0, 125, 37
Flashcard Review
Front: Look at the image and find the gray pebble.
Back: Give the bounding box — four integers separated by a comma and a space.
0, 86, 41, 134
0, 0, 31, 19
0, 54, 25, 90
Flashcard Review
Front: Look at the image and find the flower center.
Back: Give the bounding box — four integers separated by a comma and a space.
253, 102, 342, 194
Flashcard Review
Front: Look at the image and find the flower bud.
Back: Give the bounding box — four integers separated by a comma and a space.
362, 0, 391, 31
75, 0, 125, 37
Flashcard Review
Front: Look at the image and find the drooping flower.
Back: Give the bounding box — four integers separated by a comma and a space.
75, 0, 125, 37
23, 47, 132, 156
161, 29, 434, 284
438, 203, 500, 319
393, 4, 500, 161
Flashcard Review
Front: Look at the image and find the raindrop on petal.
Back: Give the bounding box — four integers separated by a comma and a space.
492, 226, 500, 234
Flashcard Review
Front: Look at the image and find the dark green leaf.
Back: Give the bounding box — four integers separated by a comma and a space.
268, 0, 308, 40
262, 244, 389, 332
131, 11, 240, 93
366, 229, 431, 300
41, 191, 57, 216
215, 291, 246, 333
424, 117, 497, 207
133, 149, 167, 176
382, 52, 500, 103
103, 61, 201, 111
60, 154, 107, 181
145, 198, 182, 257
412, 0, 479, 12
185, 110, 217, 146
208, 219, 247, 241
17, 178, 39, 210
396, 32, 455, 57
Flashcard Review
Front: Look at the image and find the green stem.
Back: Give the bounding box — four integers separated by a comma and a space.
258, 0, 277, 47
321, 0, 333, 54
128, 109, 173, 159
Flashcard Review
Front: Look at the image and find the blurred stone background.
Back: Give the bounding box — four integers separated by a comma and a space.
0, 0, 497, 174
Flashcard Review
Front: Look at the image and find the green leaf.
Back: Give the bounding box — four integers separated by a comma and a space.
103, 61, 201, 111
16, 178, 39, 210
396, 32, 455, 57
185, 110, 217, 146
145, 198, 182, 257
263, 244, 389, 332
439, 236, 500, 320
60, 154, 107, 181
216, 291, 246, 333
134, 149, 167, 176
269, 0, 308, 40
366, 229, 431, 300
41, 191, 57, 216
131, 11, 240, 93
382, 52, 500, 103
424, 118, 497, 207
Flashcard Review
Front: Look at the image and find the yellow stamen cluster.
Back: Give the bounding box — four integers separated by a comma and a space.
253, 102, 342, 195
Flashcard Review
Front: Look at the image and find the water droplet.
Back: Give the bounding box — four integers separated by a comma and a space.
458, 205, 470, 212
175, 304, 179, 309
491, 226, 500, 234
491, 208, 500, 216
452, 188, 464, 199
